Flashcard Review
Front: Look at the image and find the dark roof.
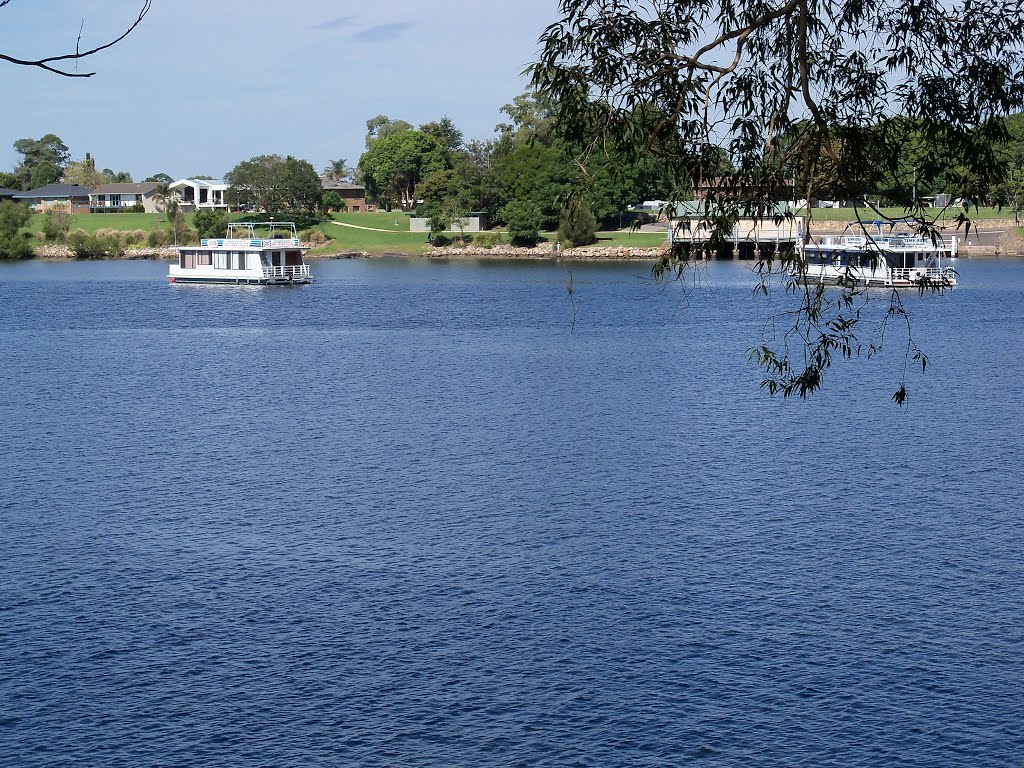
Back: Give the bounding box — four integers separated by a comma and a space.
0, 187, 20, 197
14, 183, 93, 199
322, 180, 365, 192
92, 182, 160, 195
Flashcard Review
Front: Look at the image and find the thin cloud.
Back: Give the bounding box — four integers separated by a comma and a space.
351, 22, 414, 42
310, 16, 357, 31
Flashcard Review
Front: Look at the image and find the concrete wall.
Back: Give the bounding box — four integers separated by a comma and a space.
409, 216, 484, 233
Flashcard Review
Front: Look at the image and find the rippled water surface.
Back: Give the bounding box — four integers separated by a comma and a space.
1, 257, 1022, 767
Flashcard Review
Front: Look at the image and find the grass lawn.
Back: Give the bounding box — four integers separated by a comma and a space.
315, 220, 429, 255
329, 211, 412, 231
26, 212, 174, 234
807, 206, 1014, 221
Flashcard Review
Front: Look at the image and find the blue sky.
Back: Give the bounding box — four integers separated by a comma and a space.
0, 0, 557, 181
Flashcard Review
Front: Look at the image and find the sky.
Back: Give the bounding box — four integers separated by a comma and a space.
0, 0, 558, 182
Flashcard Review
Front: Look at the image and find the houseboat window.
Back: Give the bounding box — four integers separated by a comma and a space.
182, 252, 195, 269
197, 252, 212, 266
213, 252, 228, 269
230, 252, 242, 270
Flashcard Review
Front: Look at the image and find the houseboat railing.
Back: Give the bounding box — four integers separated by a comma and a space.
261, 265, 310, 279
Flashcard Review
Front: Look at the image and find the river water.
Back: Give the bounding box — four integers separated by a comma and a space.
1, 257, 1021, 767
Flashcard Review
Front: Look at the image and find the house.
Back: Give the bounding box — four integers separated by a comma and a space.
13, 183, 92, 213
322, 180, 367, 212
90, 182, 165, 213
168, 178, 228, 210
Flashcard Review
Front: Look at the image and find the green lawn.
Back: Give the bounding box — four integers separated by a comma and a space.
807, 206, 1015, 221
329, 211, 412, 231
26, 212, 174, 234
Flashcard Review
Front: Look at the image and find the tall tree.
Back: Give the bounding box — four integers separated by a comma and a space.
225, 155, 322, 217
358, 130, 448, 211
533, 0, 1024, 402
64, 153, 106, 188
323, 159, 353, 182
365, 115, 414, 149
14, 134, 70, 188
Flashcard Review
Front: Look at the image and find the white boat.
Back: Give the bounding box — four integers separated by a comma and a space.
169, 221, 312, 285
795, 225, 957, 288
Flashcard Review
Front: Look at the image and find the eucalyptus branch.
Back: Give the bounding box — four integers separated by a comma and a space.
0, 0, 151, 78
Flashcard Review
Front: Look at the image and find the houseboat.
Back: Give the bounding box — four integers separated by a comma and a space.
169, 222, 312, 285
794, 224, 957, 288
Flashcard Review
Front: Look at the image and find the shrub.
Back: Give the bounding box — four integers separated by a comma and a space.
299, 227, 330, 247
42, 208, 72, 241
146, 229, 174, 248
501, 200, 542, 246
0, 232, 34, 259
321, 191, 343, 212
557, 200, 598, 247
430, 233, 452, 247
67, 229, 124, 259
471, 231, 504, 248
128, 203, 146, 213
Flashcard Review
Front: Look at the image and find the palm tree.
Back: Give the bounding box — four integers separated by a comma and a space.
323, 158, 352, 182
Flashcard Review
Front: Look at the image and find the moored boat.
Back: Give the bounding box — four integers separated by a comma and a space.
794, 223, 957, 288
169, 221, 312, 285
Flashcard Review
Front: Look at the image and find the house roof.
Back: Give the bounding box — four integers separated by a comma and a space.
0, 187, 20, 197
14, 183, 93, 199
169, 178, 226, 190
322, 180, 365, 192
92, 182, 160, 195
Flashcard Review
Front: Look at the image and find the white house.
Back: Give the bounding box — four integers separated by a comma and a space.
90, 182, 166, 213
168, 178, 228, 210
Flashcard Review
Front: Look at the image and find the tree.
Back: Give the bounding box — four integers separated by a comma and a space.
225, 155, 322, 217
28, 161, 61, 189
145, 173, 174, 185
557, 200, 598, 247
323, 159, 352, 182
14, 134, 70, 188
193, 208, 229, 239
0, 171, 21, 190
420, 117, 464, 155
502, 200, 543, 246
365, 115, 414, 149
64, 153, 106, 188
321, 190, 344, 212
533, 0, 1024, 402
103, 169, 133, 183
0, 1, 151, 77
0, 200, 33, 259
358, 130, 448, 211
416, 168, 475, 238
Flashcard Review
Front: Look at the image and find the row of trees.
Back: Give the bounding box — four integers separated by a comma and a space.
355, 96, 1024, 247
355, 100, 681, 245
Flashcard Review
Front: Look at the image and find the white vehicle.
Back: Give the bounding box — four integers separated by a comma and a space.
169, 222, 312, 285
794, 225, 957, 288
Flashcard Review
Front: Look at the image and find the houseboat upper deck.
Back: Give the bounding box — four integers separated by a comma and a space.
169, 221, 312, 285
795, 224, 958, 288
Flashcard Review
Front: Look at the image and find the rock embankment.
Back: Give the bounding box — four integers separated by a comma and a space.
33, 245, 177, 260
427, 244, 668, 260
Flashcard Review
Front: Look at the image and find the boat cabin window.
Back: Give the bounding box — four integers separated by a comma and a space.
180, 251, 195, 269
197, 252, 212, 266
213, 252, 228, 270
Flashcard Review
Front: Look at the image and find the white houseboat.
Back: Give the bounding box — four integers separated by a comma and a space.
795, 224, 957, 288
169, 222, 312, 285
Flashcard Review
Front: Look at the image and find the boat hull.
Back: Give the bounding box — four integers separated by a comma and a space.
169, 274, 311, 285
